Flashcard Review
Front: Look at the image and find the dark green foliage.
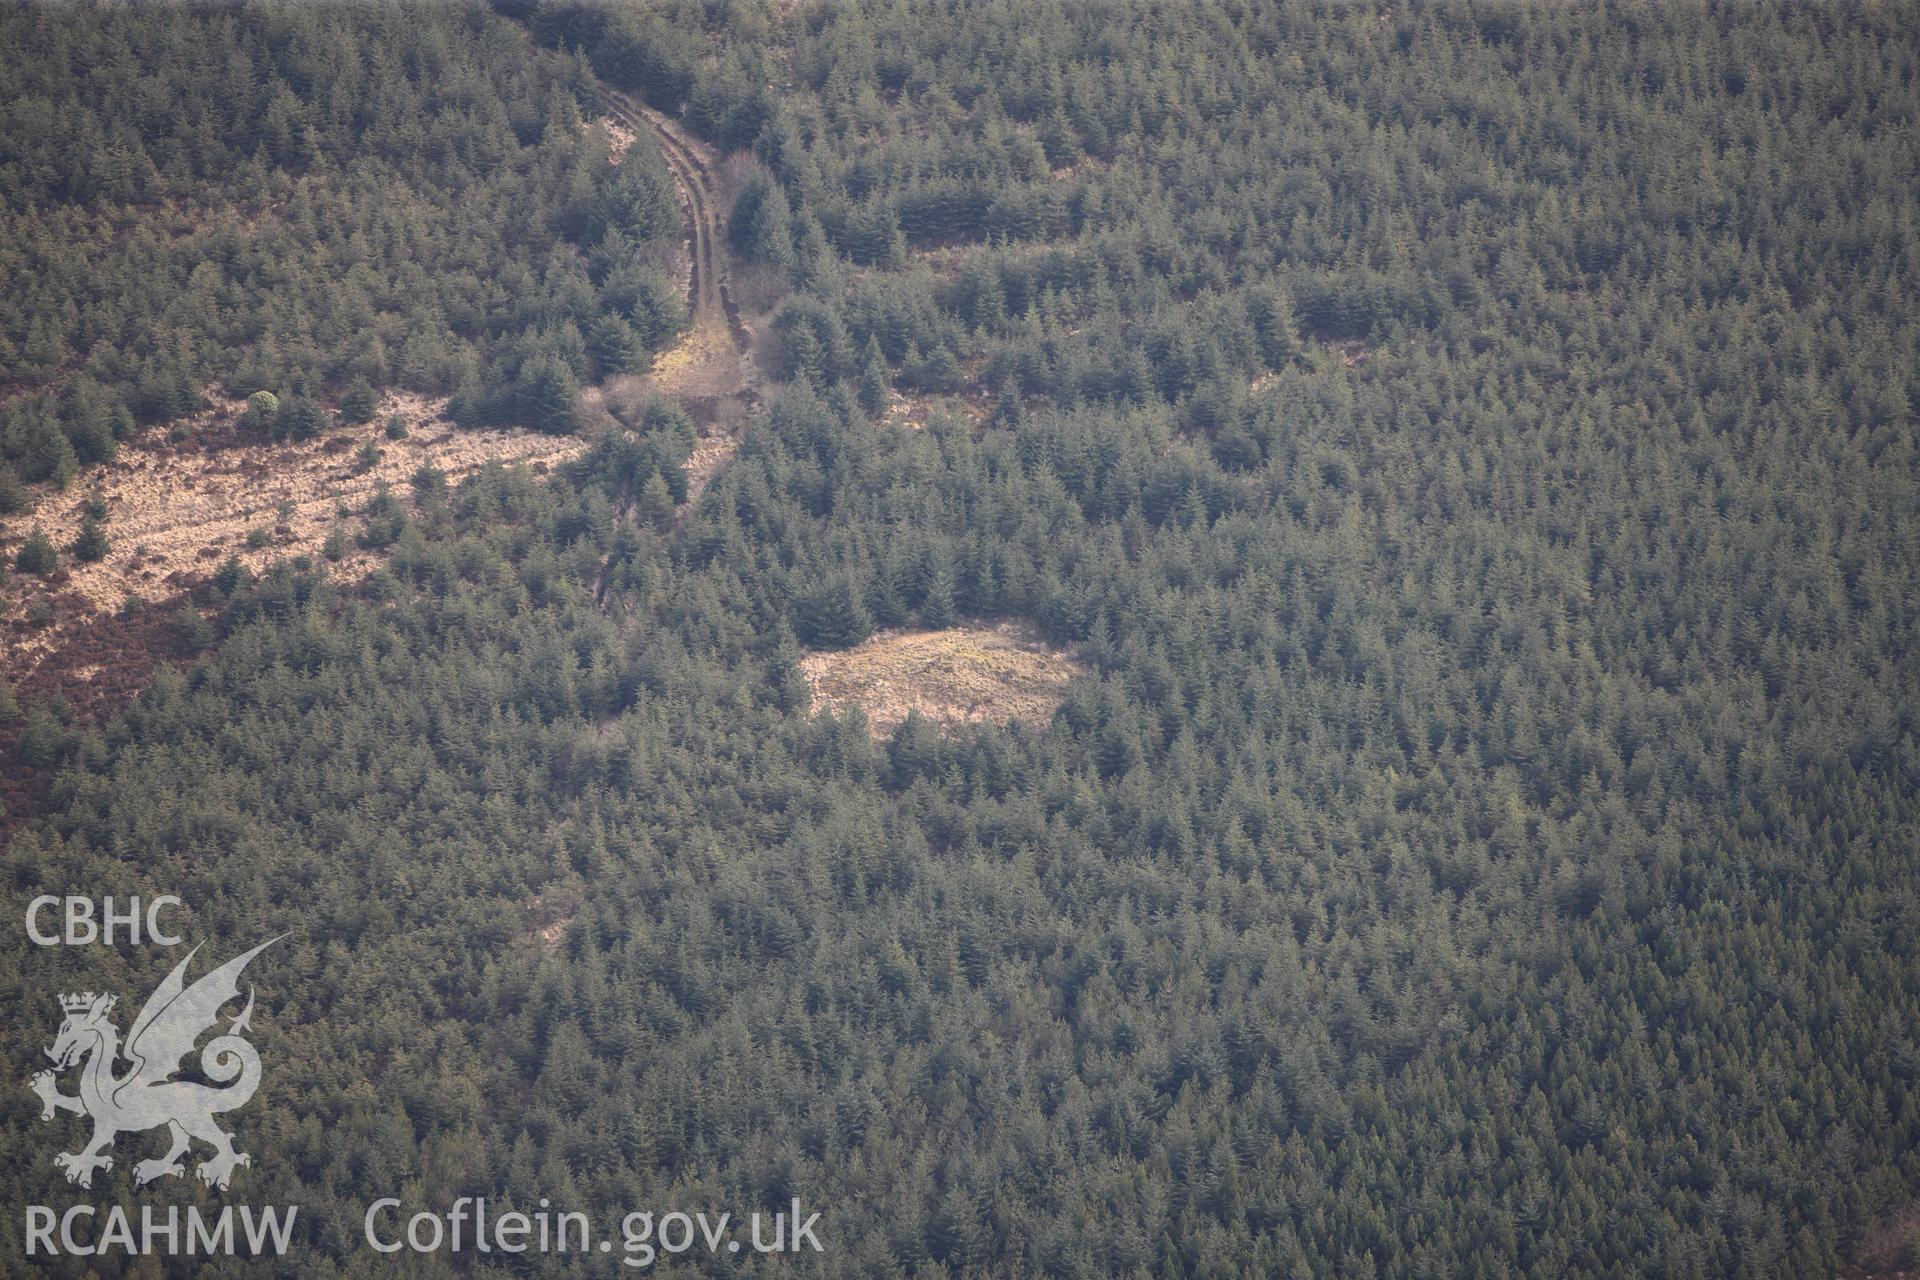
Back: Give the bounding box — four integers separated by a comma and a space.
918, 555, 956, 628
526, 0, 605, 53
13, 526, 56, 575
772, 296, 856, 384
587, 8, 697, 110
338, 378, 379, 425
519, 357, 580, 434
858, 336, 891, 417
594, 145, 683, 245
211, 554, 249, 596
356, 481, 408, 550
793, 574, 874, 649
765, 624, 811, 713
168, 605, 213, 652
586, 312, 646, 375
598, 264, 690, 352
684, 57, 773, 151
13, 703, 62, 766
636, 470, 674, 530
1210, 424, 1260, 472
411, 463, 448, 505
321, 524, 350, 561
0, 463, 27, 515
5, 412, 79, 487
574, 418, 692, 510
639, 397, 697, 454
0, 2, 685, 467
3, 4, 1918, 1278
903, 341, 961, 394
729, 168, 795, 269
70, 515, 108, 563
887, 711, 943, 789
273, 395, 326, 443
864, 555, 909, 627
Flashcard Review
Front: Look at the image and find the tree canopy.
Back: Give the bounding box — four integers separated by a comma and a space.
2, 2, 1917, 1276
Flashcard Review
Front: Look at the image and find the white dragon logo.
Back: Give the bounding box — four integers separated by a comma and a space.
26, 937, 280, 1191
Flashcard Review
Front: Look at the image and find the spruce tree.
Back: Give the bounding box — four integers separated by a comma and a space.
859, 337, 892, 417
521, 358, 580, 435
637, 471, 675, 530
794, 576, 873, 649
339, 378, 380, 424
920, 557, 957, 628
0, 464, 28, 516
15, 527, 57, 576
71, 515, 109, 563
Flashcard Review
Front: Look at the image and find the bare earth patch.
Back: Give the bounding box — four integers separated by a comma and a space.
3, 62, 761, 832
606, 319, 759, 510
800, 621, 1084, 737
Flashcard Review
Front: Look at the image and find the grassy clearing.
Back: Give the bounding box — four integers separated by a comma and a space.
800, 621, 1084, 736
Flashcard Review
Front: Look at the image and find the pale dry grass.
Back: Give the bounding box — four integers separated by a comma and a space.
1316, 336, 1372, 368
1049, 157, 1112, 181
2, 89, 767, 696
884, 388, 991, 432
615, 320, 749, 405
0, 391, 587, 666
801, 621, 1084, 737
1, 81, 753, 716
682, 418, 747, 507
605, 313, 762, 512
599, 117, 638, 165
518, 885, 584, 955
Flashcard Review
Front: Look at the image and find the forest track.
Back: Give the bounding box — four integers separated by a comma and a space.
588, 87, 764, 547
594, 89, 755, 357
585, 88, 765, 599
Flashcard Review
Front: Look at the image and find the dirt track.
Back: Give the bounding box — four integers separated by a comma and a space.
0, 74, 766, 762
592, 88, 760, 518
597, 89, 754, 357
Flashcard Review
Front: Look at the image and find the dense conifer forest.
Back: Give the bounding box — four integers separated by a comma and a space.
0, 2, 685, 484
2, 1, 1917, 1275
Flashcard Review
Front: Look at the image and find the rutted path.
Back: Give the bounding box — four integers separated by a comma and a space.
0, 49, 768, 828
584, 88, 767, 604
589, 87, 761, 532
596, 88, 755, 359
